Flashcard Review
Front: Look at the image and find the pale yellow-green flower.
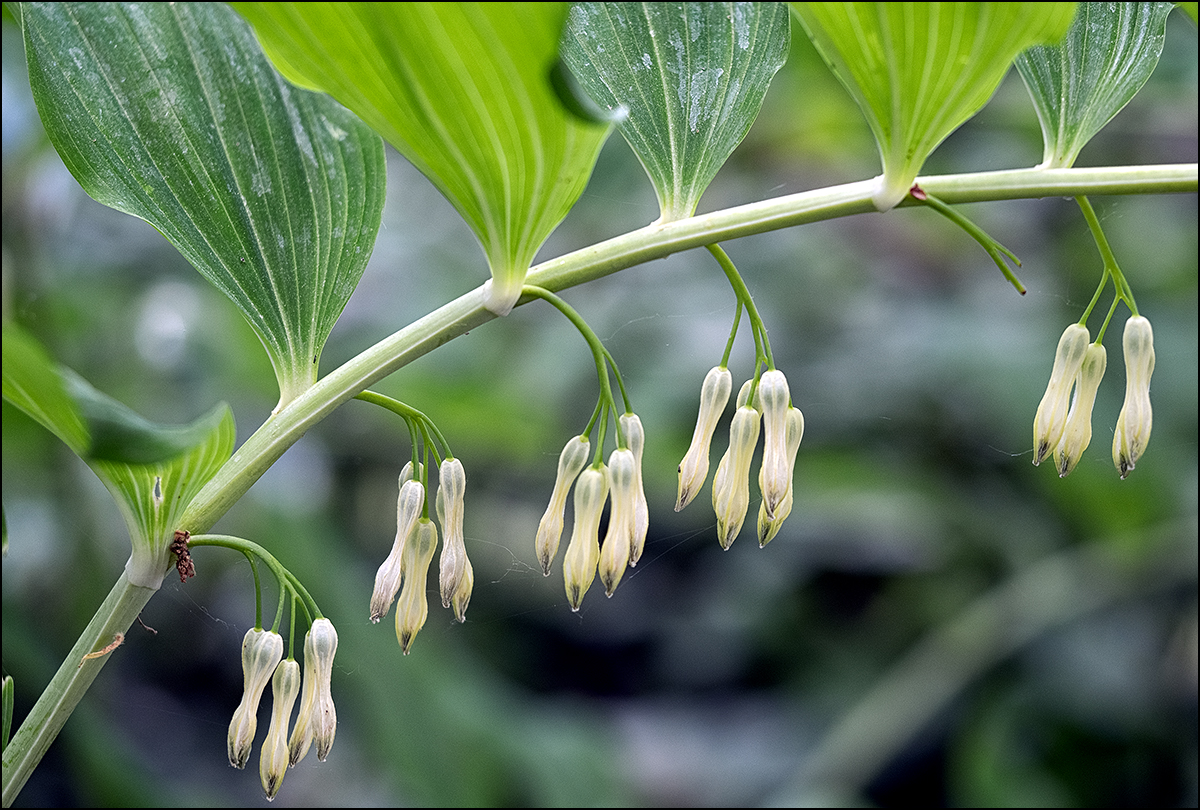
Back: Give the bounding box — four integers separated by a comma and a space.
436, 457, 471, 620
370, 470, 424, 623
758, 406, 805, 546
288, 618, 338, 766
676, 366, 733, 511
599, 448, 637, 597
1053, 342, 1106, 477
259, 659, 300, 800
563, 466, 609, 610
395, 519, 438, 654
756, 370, 792, 519
1033, 323, 1091, 465
619, 413, 650, 567
713, 403, 761, 550
227, 628, 284, 769
535, 435, 590, 575
1113, 315, 1155, 478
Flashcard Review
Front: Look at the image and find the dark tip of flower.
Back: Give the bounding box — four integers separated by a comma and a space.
400, 633, 413, 654
568, 586, 582, 611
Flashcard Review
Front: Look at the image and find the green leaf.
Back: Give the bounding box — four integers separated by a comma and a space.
1015, 2, 1175, 169
561, 2, 791, 222
2, 321, 235, 588
1177, 2, 1198, 26
233, 2, 610, 315
21, 2, 386, 407
791, 2, 1078, 210
2, 322, 88, 456
91, 402, 235, 588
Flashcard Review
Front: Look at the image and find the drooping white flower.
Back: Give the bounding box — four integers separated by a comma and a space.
259, 659, 300, 800
676, 366, 733, 511
288, 618, 339, 766
1053, 342, 1107, 477
756, 370, 792, 519
535, 435, 590, 575
227, 628, 284, 769
369, 470, 425, 623
1113, 315, 1155, 478
713, 403, 761, 550
563, 466, 610, 610
436, 457, 471, 619
619, 413, 650, 566
395, 519, 438, 654
1033, 323, 1091, 465
599, 448, 637, 596
758, 406, 805, 546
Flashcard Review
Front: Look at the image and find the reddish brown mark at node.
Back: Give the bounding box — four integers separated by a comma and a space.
171, 530, 196, 583
909, 183, 928, 201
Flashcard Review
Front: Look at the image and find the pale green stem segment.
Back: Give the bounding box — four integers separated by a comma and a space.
705, 243, 775, 404
2, 573, 158, 807
910, 188, 1026, 293
2, 164, 1195, 808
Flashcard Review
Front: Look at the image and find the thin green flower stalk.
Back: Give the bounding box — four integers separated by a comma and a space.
536, 435, 592, 575
619, 413, 650, 567
227, 628, 284, 770
758, 406, 806, 547
395, 518, 438, 654
563, 465, 610, 611
1053, 343, 1107, 478
909, 187, 1026, 293
288, 618, 338, 765
676, 365, 734, 511
599, 448, 638, 597
260, 659, 301, 800
1033, 323, 1092, 466
1113, 315, 1155, 478
436, 457, 471, 621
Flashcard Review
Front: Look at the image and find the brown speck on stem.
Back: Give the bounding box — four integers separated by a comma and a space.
171, 530, 195, 582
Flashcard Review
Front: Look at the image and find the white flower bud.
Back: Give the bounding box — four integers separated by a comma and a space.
599, 448, 637, 596
758, 406, 805, 546
563, 466, 609, 611
288, 618, 338, 766
259, 659, 301, 800
713, 405, 761, 550
370, 476, 425, 622
676, 366, 733, 511
619, 413, 650, 567
227, 628, 284, 769
1113, 315, 1155, 478
757, 370, 792, 519
535, 435, 591, 575
395, 519, 438, 654
1053, 343, 1106, 477
1033, 323, 1091, 465
436, 457, 470, 617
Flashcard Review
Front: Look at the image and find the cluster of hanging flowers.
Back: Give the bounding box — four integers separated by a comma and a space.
370, 456, 473, 653
676, 367, 804, 548
1032, 315, 1154, 479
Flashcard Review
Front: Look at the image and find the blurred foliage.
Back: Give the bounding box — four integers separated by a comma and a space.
3, 5, 1197, 808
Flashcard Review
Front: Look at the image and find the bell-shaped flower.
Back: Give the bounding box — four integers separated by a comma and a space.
1053, 342, 1107, 477
227, 627, 284, 769
676, 366, 733, 511
757, 406, 805, 546
370, 470, 425, 623
756, 370, 792, 519
436, 457, 471, 619
712, 404, 761, 550
395, 518, 438, 654
535, 435, 590, 575
619, 413, 650, 566
288, 618, 338, 766
259, 658, 301, 800
599, 448, 637, 596
1033, 323, 1091, 465
563, 465, 610, 610
1113, 315, 1155, 478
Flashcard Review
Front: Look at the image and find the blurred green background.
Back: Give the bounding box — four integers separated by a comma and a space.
3, 6, 1197, 807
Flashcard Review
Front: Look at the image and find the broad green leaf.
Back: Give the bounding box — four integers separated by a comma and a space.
233, 2, 611, 315
1, 322, 235, 588
92, 401, 234, 588
21, 3, 386, 407
561, 2, 791, 222
2, 322, 88, 456
791, 2, 1078, 210
1178, 2, 1198, 26
1016, 2, 1175, 169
